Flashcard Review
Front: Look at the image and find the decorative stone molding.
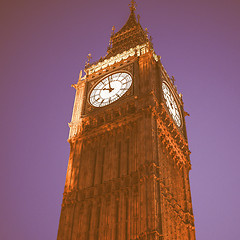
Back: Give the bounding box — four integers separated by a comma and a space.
85, 44, 158, 76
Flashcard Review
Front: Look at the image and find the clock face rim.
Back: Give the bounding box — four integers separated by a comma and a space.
162, 81, 182, 128
88, 71, 133, 108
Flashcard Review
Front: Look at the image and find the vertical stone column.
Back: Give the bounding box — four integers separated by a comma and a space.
112, 130, 118, 179
71, 202, 81, 239
99, 197, 106, 239
65, 205, 75, 240
103, 134, 111, 182
139, 179, 146, 234
76, 142, 85, 189
64, 141, 76, 192
121, 127, 127, 176
94, 136, 103, 185
133, 122, 137, 172
135, 187, 140, 238
69, 77, 86, 139
125, 191, 130, 240
114, 193, 120, 240
118, 191, 124, 240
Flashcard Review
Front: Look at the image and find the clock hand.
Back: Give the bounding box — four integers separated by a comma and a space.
107, 76, 114, 92
99, 99, 104, 106
103, 87, 113, 91
108, 77, 111, 89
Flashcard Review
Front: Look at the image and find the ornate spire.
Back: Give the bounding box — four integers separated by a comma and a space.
85, 0, 150, 67
129, 0, 137, 12
102, 0, 149, 59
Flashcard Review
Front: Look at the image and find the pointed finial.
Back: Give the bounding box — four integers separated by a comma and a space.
112, 26, 115, 35
137, 14, 140, 23
145, 28, 149, 36
87, 53, 92, 62
129, 0, 137, 12
85, 53, 92, 66
171, 76, 176, 84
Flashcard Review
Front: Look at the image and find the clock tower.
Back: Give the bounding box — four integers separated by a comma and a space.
57, 1, 196, 240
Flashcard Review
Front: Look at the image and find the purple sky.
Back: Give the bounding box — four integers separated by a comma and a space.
1, 0, 240, 239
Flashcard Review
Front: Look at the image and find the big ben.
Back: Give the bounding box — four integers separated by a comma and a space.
57, 1, 196, 239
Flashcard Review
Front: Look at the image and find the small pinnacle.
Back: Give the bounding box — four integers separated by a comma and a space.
137, 14, 140, 23
111, 26, 115, 35
79, 70, 82, 80
145, 28, 149, 35
171, 76, 176, 84
149, 36, 153, 42
108, 38, 112, 47
85, 53, 92, 66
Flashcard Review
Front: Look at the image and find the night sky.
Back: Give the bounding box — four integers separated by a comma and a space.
1, 0, 240, 239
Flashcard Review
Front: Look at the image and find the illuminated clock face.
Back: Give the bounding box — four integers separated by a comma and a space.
89, 72, 132, 107
162, 82, 181, 127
